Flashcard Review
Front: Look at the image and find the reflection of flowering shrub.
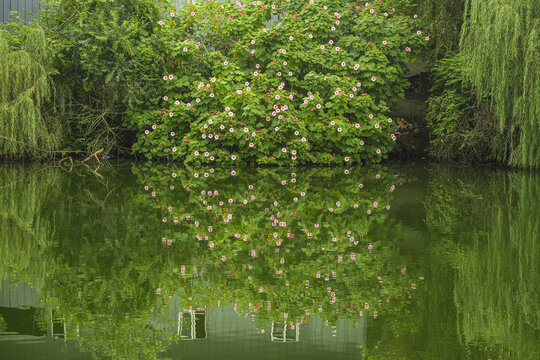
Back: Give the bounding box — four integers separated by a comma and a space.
129, 0, 427, 164
136, 164, 422, 325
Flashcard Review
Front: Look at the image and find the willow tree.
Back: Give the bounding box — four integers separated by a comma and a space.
0, 28, 62, 159
460, 0, 539, 169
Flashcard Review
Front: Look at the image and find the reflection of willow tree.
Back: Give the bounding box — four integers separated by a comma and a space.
0, 164, 63, 290
425, 165, 540, 359
137, 164, 422, 326
0, 164, 179, 359
38, 166, 179, 360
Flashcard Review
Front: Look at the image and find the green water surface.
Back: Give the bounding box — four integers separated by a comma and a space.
0, 162, 538, 359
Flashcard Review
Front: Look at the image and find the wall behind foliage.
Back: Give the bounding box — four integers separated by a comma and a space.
0, 0, 41, 23
0, 1, 188, 23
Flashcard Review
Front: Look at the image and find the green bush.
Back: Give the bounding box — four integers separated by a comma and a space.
425, 56, 494, 162
37, 0, 168, 154
128, 0, 427, 165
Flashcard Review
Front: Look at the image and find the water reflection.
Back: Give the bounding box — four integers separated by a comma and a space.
0, 162, 538, 359
425, 166, 540, 359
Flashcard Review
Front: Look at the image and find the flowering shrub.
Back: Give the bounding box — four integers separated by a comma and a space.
130, 0, 427, 164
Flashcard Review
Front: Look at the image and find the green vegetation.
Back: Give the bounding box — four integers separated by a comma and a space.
460, 0, 539, 169
0, 28, 62, 159
0, 0, 537, 166
129, 0, 426, 164
424, 55, 494, 162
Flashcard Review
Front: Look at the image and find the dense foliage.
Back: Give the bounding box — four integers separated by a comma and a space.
37, 0, 168, 154
424, 55, 494, 162
128, 0, 427, 164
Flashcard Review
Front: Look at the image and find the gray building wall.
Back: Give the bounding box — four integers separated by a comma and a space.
1, 0, 42, 23
0, 1, 187, 23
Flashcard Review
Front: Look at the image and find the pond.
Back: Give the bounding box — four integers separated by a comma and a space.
0, 162, 538, 360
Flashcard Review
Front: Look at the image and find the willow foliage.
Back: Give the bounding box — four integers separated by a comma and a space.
0, 28, 62, 159
460, 0, 540, 169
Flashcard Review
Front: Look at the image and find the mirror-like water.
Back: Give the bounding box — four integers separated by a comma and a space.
0, 162, 538, 360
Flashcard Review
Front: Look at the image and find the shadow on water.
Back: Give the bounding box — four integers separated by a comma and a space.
0, 162, 538, 359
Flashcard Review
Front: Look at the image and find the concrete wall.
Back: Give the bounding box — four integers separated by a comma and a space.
1, 0, 41, 23
0, 1, 186, 23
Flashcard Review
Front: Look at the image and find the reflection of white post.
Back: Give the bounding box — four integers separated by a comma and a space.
178, 310, 206, 340
47, 309, 53, 338
270, 322, 299, 342
177, 312, 181, 337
